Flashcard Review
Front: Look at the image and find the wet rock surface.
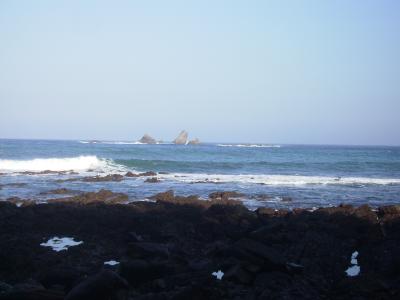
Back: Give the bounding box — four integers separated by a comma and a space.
125, 171, 157, 178
48, 189, 129, 205
0, 183, 28, 188
0, 194, 399, 299
82, 174, 124, 182
40, 188, 78, 195
209, 191, 245, 200
144, 177, 160, 183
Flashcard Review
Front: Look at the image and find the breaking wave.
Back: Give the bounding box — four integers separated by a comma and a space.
0, 156, 117, 172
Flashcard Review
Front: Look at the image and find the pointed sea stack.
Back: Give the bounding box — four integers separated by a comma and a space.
139, 134, 157, 144
173, 130, 188, 145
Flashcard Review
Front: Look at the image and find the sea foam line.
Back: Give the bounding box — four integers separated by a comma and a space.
158, 173, 400, 186
217, 144, 281, 148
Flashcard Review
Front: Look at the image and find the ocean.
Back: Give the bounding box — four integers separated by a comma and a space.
1, 139, 399, 209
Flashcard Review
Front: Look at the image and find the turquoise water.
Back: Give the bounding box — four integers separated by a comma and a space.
1, 139, 400, 209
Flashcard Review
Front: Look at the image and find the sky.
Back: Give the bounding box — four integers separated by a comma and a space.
0, 0, 399, 145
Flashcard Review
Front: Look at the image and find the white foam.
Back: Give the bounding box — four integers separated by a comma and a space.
104, 260, 120, 266
101, 141, 146, 145
0, 156, 113, 173
158, 173, 400, 186
217, 144, 281, 148
346, 265, 360, 277
345, 251, 360, 277
40, 237, 83, 252
212, 270, 224, 280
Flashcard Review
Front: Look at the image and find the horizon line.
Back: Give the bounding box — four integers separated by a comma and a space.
0, 137, 399, 147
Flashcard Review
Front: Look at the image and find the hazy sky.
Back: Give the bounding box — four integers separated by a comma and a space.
0, 0, 399, 145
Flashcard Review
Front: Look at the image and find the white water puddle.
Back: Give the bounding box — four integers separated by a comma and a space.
104, 260, 120, 266
40, 237, 83, 252
345, 251, 360, 277
212, 270, 224, 280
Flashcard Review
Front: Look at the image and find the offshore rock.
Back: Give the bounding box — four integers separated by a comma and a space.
139, 134, 157, 144
173, 130, 188, 145
144, 177, 160, 183
125, 171, 157, 177
188, 138, 200, 145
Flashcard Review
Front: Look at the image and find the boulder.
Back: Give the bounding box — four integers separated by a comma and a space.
173, 130, 188, 145
65, 270, 128, 300
125, 171, 157, 177
81, 174, 124, 182
144, 177, 160, 183
149, 190, 175, 202
0, 280, 64, 300
48, 189, 128, 205
139, 134, 157, 144
119, 260, 156, 284
40, 188, 76, 195
127, 242, 170, 259
209, 191, 244, 200
188, 138, 200, 145
233, 238, 286, 271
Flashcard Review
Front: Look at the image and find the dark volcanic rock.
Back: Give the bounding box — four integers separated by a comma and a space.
18, 170, 74, 176
150, 190, 242, 208
81, 174, 124, 182
0, 280, 64, 300
149, 190, 175, 202
65, 270, 128, 300
128, 242, 170, 259
40, 188, 77, 195
125, 171, 157, 177
208, 191, 245, 200
233, 238, 286, 271
144, 177, 160, 183
281, 196, 293, 202
6, 197, 36, 207
124, 171, 136, 177
48, 189, 128, 204
0, 194, 400, 299
378, 205, 400, 222
119, 260, 168, 285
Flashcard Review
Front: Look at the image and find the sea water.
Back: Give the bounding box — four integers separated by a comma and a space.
1, 139, 399, 209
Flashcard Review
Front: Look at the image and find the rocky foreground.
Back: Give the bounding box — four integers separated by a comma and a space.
0, 190, 400, 299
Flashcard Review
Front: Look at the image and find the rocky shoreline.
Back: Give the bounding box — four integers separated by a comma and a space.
0, 190, 400, 299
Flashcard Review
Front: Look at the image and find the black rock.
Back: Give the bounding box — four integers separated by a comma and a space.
65, 270, 128, 300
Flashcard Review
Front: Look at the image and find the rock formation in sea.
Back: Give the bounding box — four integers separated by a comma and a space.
188, 138, 200, 145
173, 130, 188, 144
139, 134, 157, 144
